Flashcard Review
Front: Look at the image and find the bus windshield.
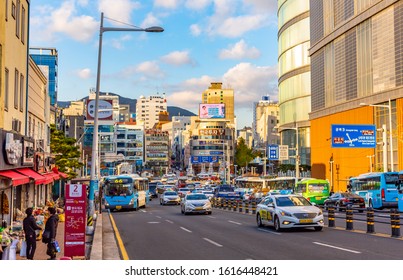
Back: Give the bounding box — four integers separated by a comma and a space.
105, 183, 133, 196
307, 183, 328, 193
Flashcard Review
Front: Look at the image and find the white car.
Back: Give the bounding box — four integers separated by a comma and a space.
181, 193, 212, 215
256, 194, 324, 231
160, 191, 181, 205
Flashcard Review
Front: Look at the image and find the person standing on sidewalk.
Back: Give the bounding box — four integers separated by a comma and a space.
23, 207, 42, 260
44, 207, 59, 260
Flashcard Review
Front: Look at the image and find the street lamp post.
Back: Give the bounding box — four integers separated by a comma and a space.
89, 12, 163, 217
286, 124, 299, 186
360, 99, 393, 172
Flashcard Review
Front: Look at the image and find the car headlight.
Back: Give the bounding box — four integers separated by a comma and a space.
204, 202, 211, 208
318, 209, 323, 216
129, 198, 134, 205
279, 210, 292, 217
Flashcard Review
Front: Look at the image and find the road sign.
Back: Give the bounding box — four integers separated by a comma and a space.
331, 124, 376, 148
279, 145, 289, 160
268, 145, 279, 160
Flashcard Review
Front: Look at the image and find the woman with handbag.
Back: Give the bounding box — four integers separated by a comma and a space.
23, 207, 42, 260
43, 207, 59, 260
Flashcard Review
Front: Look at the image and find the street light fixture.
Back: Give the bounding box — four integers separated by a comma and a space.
359, 99, 393, 172
89, 12, 163, 216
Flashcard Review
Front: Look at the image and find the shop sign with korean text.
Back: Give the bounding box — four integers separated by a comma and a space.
64, 184, 87, 258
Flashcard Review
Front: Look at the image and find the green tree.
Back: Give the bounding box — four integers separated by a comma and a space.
50, 124, 83, 179
234, 137, 256, 171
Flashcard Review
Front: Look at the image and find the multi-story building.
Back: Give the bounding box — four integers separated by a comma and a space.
136, 94, 167, 129
253, 96, 280, 148
237, 127, 253, 148
119, 104, 131, 122
144, 129, 169, 176
201, 82, 235, 123
278, 0, 311, 167
115, 124, 144, 172
309, 0, 403, 191
30, 47, 58, 106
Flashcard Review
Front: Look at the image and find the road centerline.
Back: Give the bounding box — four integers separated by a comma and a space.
228, 220, 242, 225
165, 220, 173, 224
180, 227, 192, 233
313, 242, 361, 254
203, 238, 223, 247
257, 228, 281, 235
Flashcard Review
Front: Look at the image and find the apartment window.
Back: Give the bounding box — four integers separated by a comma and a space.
5, 0, 9, 21
11, 1, 15, 19
16, 0, 20, 38
21, 6, 25, 44
5, 68, 9, 110
28, 116, 31, 137
19, 74, 24, 112
14, 69, 19, 109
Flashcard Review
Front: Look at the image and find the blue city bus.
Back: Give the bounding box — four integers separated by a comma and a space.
102, 174, 149, 211
349, 172, 399, 209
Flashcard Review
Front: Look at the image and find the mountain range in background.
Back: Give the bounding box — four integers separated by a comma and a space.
57, 92, 196, 120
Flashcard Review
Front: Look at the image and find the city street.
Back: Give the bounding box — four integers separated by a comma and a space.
111, 199, 403, 260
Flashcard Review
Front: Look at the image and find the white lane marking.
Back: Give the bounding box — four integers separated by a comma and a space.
203, 238, 223, 247
156, 216, 162, 219
165, 220, 174, 224
180, 227, 192, 233
257, 228, 282, 235
313, 242, 361, 254
207, 216, 216, 219
140, 210, 147, 213
147, 222, 160, 224
228, 220, 242, 225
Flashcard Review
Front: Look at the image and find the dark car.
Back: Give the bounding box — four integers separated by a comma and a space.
324, 192, 365, 212
148, 181, 158, 198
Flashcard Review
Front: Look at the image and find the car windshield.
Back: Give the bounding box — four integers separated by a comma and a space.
179, 188, 190, 192
187, 194, 207, 200
341, 192, 360, 198
275, 196, 311, 206
164, 192, 177, 196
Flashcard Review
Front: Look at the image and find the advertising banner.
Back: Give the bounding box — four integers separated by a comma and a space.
331, 124, 376, 148
199, 104, 225, 119
86, 99, 113, 120
64, 184, 87, 258
191, 156, 220, 163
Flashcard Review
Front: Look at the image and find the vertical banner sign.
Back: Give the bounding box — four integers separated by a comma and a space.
64, 184, 87, 258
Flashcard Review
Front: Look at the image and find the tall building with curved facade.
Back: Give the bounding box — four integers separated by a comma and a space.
309, 0, 402, 191
278, 0, 311, 168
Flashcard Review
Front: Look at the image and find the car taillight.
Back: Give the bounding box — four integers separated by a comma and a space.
381, 188, 385, 200
307, 197, 310, 201
341, 198, 348, 202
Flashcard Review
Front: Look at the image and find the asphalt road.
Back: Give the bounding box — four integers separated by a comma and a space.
111, 199, 403, 260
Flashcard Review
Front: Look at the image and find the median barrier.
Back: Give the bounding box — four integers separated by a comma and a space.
328, 206, 335, 227
366, 207, 375, 234
346, 205, 354, 230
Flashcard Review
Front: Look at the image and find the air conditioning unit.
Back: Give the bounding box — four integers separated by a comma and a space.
12, 119, 21, 133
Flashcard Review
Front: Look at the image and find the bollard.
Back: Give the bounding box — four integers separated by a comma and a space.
219, 198, 223, 209
239, 200, 243, 213
366, 207, 375, 234
328, 206, 335, 227
346, 205, 354, 230
252, 201, 257, 215
233, 200, 237, 211
391, 209, 401, 238
245, 201, 249, 214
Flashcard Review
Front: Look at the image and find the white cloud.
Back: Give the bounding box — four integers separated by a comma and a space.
244, 0, 278, 13
185, 0, 212, 10
98, 0, 141, 26
77, 0, 89, 6
190, 24, 202, 37
209, 14, 268, 38
161, 51, 195, 66
219, 39, 260, 60
109, 35, 132, 49
154, 0, 181, 9
222, 62, 278, 108
141, 12, 162, 28
122, 61, 165, 79
76, 68, 91, 79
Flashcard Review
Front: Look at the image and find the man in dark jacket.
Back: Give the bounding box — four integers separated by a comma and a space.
23, 207, 42, 260
44, 207, 59, 260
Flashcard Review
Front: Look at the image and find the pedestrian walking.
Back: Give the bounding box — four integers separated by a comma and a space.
44, 207, 59, 260
23, 207, 42, 260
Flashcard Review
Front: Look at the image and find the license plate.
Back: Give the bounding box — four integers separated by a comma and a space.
316, 197, 322, 200
116, 206, 122, 210
195, 207, 203, 210
299, 219, 313, 223
397, 198, 399, 201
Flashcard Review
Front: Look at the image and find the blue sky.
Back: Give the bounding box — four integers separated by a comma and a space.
30, 0, 279, 129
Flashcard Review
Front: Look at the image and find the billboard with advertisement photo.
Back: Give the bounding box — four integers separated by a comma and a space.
199, 104, 225, 119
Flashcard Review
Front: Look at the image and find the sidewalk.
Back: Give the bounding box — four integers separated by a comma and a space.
16, 210, 121, 260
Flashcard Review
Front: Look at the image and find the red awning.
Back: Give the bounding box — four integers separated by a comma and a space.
51, 172, 60, 180
57, 171, 68, 179
16, 168, 46, 185
42, 173, 55, 184
0, 170, 30, 186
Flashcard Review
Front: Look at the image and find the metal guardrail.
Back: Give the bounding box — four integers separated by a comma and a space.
211, 198, 401, 238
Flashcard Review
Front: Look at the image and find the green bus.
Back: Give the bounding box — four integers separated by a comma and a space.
294, 178, 330, 205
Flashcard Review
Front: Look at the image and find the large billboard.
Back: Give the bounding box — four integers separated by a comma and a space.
199, 104, 225, 119
86, 99, 113, 120
331, 124, 376, 148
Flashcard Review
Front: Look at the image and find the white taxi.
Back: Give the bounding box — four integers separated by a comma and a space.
256, 194, 324, 231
